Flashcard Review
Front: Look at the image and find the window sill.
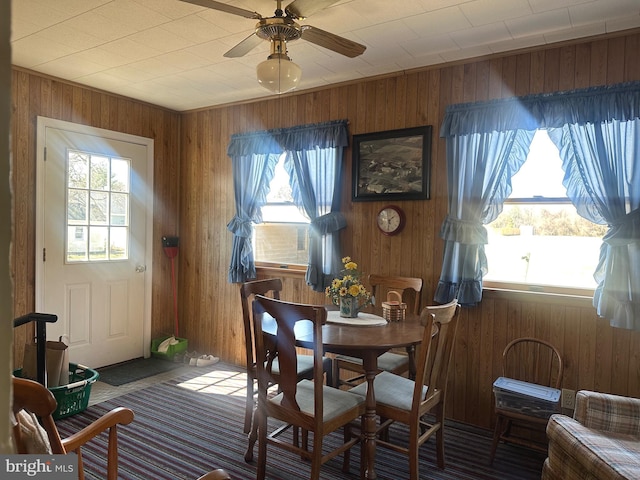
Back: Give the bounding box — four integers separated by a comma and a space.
256, 263, 307, 279
482, 283, 594, 308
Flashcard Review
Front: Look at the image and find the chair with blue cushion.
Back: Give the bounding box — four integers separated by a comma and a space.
349, 299, 460, 480
333, 274, 423, 387
240, 278, 332, 434
246, 295, 365, 480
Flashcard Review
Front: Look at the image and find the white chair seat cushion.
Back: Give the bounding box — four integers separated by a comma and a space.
270, 379, 364, 422
336, 352, 408, 372
349, 371, 427, 412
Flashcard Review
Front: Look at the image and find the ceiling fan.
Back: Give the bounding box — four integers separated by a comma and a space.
179, 0, 367, 93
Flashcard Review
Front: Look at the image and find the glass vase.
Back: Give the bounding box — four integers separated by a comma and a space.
340, 297, 359, 318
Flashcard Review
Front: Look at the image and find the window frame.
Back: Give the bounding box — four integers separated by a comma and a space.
482, 132, 600, 298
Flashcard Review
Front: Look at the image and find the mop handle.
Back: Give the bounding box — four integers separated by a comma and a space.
171, 256, 179, 337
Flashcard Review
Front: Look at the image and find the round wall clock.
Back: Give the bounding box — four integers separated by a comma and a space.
376, 205, 405, 236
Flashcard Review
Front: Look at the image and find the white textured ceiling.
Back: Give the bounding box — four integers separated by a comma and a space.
11, 0, 640, 112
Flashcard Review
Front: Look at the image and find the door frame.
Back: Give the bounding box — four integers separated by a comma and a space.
35, 116, 155, 358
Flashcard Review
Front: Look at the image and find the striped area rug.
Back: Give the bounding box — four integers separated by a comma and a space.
56, 363, 546, 480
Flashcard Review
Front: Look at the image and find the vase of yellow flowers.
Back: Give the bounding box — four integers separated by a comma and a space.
326, 257, 372, 318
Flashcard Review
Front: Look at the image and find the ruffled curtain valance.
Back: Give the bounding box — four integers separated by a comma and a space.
441, 81, 640, 136
227, 119, 349, 156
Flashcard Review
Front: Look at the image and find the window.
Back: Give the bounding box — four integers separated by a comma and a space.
483, 131, 606, 292
66, 150, 130, 262
253, 154, 310, 266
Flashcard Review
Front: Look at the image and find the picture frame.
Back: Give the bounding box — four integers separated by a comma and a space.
351, 125, 432, 202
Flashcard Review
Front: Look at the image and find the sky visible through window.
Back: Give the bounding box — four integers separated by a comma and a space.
511, 131, 566, 198
262, 154, 309, 223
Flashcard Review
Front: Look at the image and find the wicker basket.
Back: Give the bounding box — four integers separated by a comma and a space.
381, 291, 406, 322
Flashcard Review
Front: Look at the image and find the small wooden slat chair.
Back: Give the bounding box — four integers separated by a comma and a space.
12, 376, 135, 480
240, 278, 332, 434
489, 337, 563, 463
246, 295, 366, 480
349, 299, 460, 480
333, 274, 423, 387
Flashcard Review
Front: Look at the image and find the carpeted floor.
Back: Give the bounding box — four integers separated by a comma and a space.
57, 363, 546, 480
97, 357, 184, 386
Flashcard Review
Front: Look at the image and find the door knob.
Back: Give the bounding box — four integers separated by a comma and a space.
135, 264, 146, 273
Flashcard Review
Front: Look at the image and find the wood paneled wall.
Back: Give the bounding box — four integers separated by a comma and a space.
10, 69, 181, 363
11, 29, 640, 430
178, 30, 640, 429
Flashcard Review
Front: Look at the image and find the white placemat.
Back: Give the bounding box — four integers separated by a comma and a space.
326, 310, 387, 326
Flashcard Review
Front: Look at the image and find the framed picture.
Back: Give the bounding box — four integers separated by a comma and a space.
352, 125, 432, 201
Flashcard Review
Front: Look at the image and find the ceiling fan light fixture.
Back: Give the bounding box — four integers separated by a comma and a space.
256, 53, 302, 94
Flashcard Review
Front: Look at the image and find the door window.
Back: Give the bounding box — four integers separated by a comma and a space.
66, 150, 130, 263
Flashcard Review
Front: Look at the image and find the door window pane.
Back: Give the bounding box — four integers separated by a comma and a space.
65, 150, 131, 263
110, 227, 128, 259
67, 189, 87, 224
90, 191, 108, 224
67, 226, 88, 261
89, 226, 108, 261
90, 155, 110, 190
68, 152, 89, 188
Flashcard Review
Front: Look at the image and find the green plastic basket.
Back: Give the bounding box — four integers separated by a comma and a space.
14, 362, 99, 419
151, 335, 188, 361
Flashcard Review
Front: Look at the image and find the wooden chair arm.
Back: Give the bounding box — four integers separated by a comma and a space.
61, 407, 134, 452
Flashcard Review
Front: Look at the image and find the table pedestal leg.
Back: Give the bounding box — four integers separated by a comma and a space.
362, 356, 378, 480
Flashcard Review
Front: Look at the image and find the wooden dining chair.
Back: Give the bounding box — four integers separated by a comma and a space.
349, 299, 460, 480
12, 376, 135, 480
245, 295, 366, 480
239, 278, 332, 433
333, 274, 423, 387
489, 337, 563, 463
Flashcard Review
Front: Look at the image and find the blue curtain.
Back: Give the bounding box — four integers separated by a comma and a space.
280, 120, 349, 291
226, 132, 282, 283
434, 129, 534, 305
548, 119, 640, 329
438, 81, 640, 329
226, 120, 349, 288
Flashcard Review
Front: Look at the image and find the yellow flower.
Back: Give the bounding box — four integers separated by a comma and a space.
348, 285, 361, 297
342, 256, 351, 263
339, 287, 348, 296
332, 278, 342, 288
345, 261, 357, 270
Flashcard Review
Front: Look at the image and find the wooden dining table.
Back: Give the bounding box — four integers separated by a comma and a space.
262, 308, 426, 480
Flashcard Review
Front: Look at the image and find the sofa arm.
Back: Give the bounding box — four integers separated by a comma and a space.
574, 390, 640, 436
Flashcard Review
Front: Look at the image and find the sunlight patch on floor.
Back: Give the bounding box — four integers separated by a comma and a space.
177, 368, 248, 398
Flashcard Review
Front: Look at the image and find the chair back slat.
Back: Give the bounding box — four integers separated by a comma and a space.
240, 279, 282, 367
413, 300, 460, 407
253, 295, 326, 422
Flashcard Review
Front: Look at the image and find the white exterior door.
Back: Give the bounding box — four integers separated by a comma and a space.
36, 117, 154, 368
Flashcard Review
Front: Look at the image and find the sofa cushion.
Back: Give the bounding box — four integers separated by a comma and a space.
547, 413, 640, 480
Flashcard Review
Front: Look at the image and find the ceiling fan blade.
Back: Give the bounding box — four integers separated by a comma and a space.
285, 0, 342, 19
179, 0, 262, 19
223, 33, 263, 58
301, 26, 366, 58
